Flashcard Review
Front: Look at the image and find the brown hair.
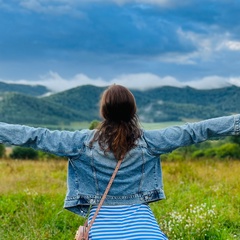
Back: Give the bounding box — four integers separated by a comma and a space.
92, 84, 141, 160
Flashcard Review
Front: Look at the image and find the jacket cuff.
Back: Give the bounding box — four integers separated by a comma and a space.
234, 114, 240, 135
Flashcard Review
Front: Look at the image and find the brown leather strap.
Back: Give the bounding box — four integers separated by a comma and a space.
85, 158, 123, 235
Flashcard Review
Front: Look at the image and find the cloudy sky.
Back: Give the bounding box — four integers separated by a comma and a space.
0, 0, 240, 92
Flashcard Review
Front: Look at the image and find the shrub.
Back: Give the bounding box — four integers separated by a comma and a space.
10, 147, 38, 160
204, 148, 217, 158
161, 151, 185, 161
89, 120, 100, 130
228, 136, 240, 145
37, 151, 66, 161
216, 143, 240, 159
0, 144, 6, 158
191, 150, 205, 159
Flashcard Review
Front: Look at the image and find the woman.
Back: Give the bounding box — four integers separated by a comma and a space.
0, 84, 239, 239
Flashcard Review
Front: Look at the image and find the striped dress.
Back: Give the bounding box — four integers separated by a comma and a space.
88, 204, 168, 240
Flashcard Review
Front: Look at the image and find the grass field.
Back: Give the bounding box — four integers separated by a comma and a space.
140, 121, 184, 130
0, 159, 240, 239
30, 121, 185, 131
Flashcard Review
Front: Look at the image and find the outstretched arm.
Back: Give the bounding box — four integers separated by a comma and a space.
144, 114, 240, 155
0, 122, 89, 157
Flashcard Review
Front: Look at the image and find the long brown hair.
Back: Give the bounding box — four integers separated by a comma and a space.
92, 84, 141, 160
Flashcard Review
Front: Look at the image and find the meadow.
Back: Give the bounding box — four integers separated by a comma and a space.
31, 120, 185, 131
0, 159, 239, 240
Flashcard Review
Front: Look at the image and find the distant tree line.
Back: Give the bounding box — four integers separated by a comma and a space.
161, 136, 240, 161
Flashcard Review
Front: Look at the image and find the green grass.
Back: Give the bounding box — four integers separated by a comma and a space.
29, 121, 91, 131
0, 159, 239, 239
140, 121, 184, 130
152, 160, 240, 239
29, 121, 185, 131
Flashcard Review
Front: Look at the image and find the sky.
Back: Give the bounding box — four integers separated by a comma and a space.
0, 0, 240, 92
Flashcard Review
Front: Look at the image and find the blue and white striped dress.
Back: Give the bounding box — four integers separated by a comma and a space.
88, 204, 168, 240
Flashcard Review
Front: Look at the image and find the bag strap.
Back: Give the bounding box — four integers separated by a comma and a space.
85, 158, 123, 236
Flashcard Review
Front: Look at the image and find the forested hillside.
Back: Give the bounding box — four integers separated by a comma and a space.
45, 85, 105, 121
0, 83, 240, 125
132, 86, 240, 122
0, 93, 83, 124
0, 81, 49, 97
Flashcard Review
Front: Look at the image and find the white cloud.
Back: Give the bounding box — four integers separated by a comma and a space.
0, 71, 107, 92
225, 41, 240, 51
176, 30, 220, 62
157, 52, 197, 65
184, 76, 233, 89
1, 71, 239, 92
19, 0, 84, 16
109, 73, 183, 89
38, 72, 183, 91
20, 0, 41, 10
18, 0, 186, 9
112, 0, 189, 7
114, 0, 169, 5
229, 77, 240, 87
42, 72, 108, 91
156, 28, 222, 65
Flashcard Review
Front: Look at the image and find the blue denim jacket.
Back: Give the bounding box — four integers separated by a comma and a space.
0, 115, 239, 216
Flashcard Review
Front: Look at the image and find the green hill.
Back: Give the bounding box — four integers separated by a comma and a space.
131, 86, 240, 122
0, 93, 83, 125
0, 84, 240, 125
0, 81, 50, 97
45, 85, 105, 121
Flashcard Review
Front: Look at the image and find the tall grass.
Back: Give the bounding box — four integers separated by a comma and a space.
153, 160, 240, 239
1, 159, 239, 239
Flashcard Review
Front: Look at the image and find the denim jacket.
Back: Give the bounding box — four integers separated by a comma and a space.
0, 115, 239, 216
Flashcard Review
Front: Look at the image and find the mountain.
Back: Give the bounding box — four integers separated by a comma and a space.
0, 84, 240, 125
44, 85, 240, 122
45, 85, 105, 121
0, 81, 50, 97
0, 93, 83, 125
131, 86, 240, 122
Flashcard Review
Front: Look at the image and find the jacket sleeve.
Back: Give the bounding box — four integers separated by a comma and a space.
143, 114, 240, 155
0, 122, 89, 157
